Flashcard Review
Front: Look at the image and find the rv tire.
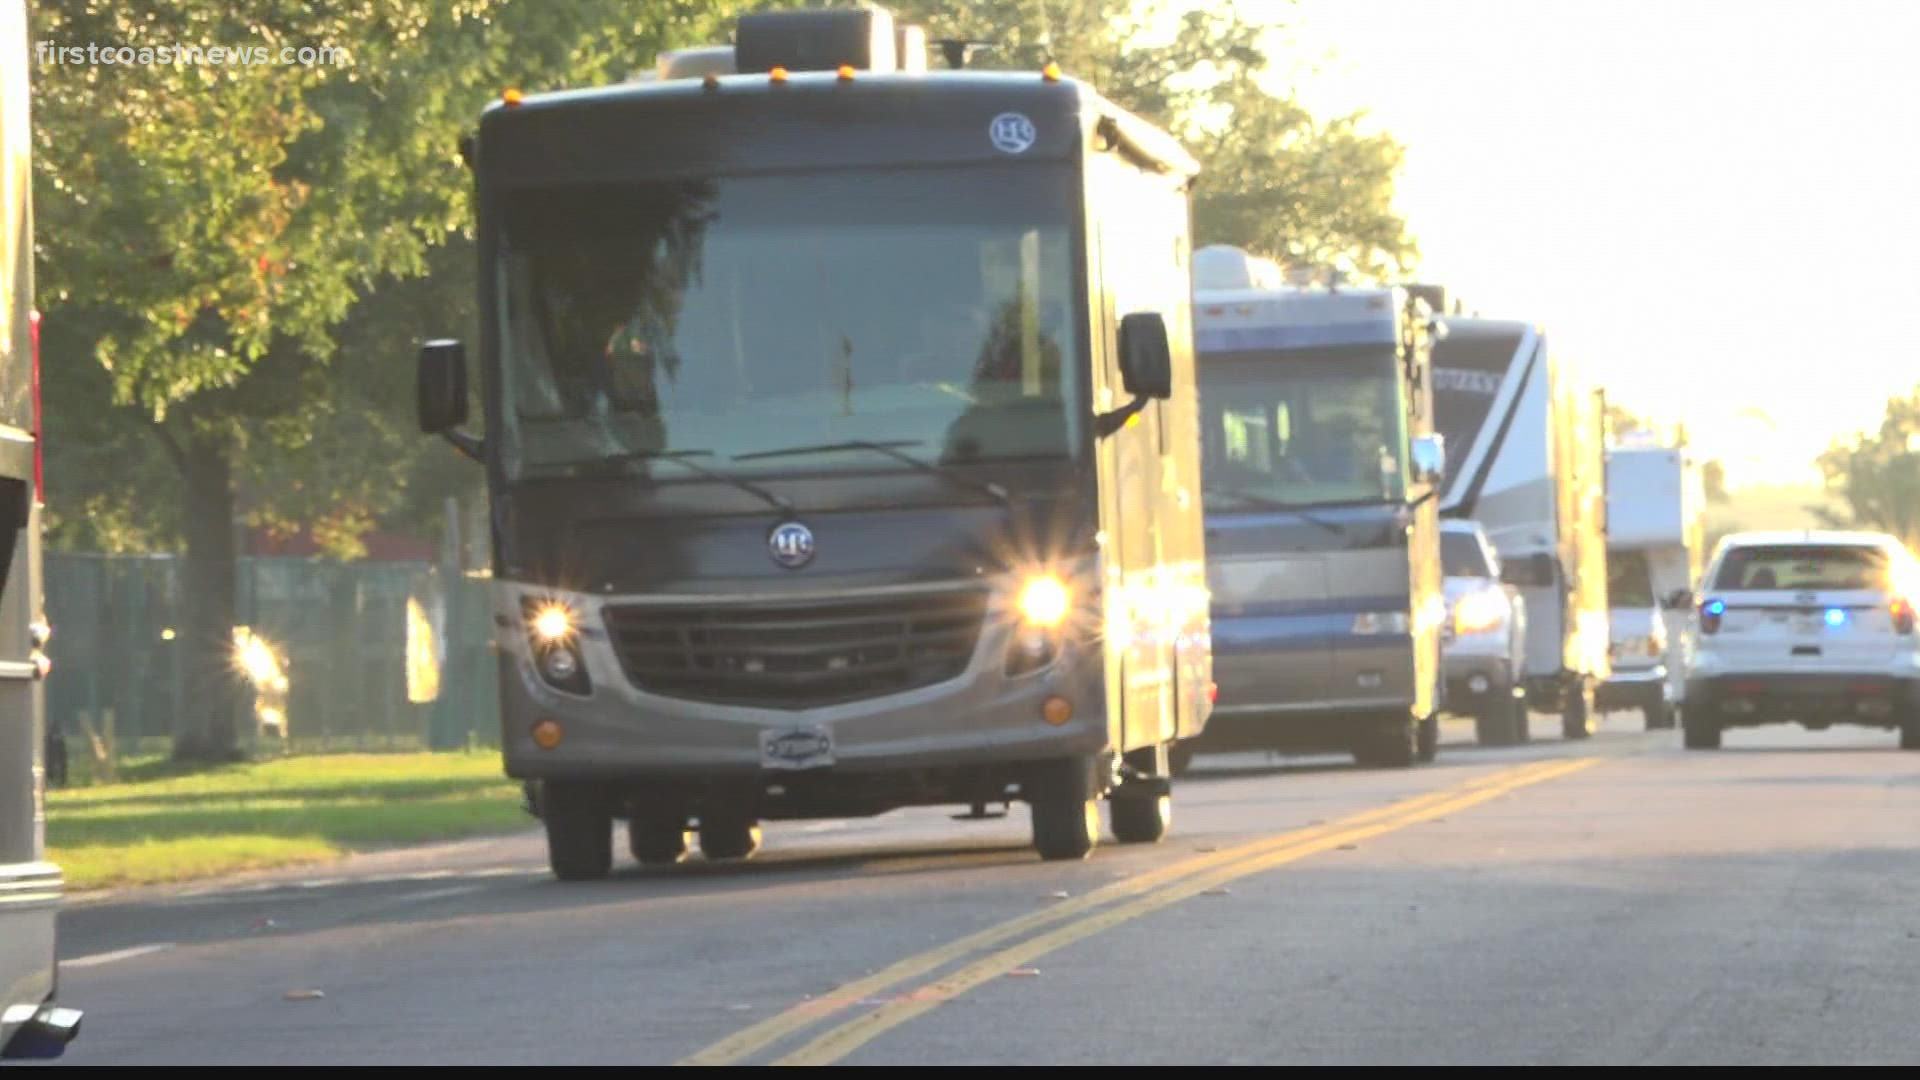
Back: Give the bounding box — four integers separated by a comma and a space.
1109, 790, 1172, 844
1561, 682, 1596, 740
543, 782, 614, 881
628, 814, 692, 866
697, 816, 763, 861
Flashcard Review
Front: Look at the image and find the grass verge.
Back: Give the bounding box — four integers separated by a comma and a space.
47, 752, 527, 890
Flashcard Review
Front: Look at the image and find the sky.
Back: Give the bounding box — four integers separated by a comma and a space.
1269, 0, 1920, 489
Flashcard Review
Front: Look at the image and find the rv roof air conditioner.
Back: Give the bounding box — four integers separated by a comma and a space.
734, 5, 910, 75
1193, 244, 1286, 291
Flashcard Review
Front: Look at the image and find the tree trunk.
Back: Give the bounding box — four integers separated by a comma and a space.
175, 439, 245, 762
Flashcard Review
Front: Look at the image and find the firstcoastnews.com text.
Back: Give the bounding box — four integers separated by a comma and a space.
36, 42, 347, 67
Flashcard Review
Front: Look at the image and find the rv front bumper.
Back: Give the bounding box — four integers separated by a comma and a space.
1597, 664, 1669, 712
498, 600, 1111, 779
1188, 615, 1417, 752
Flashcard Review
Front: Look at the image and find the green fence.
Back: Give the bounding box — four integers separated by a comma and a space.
46, 554, 500, 758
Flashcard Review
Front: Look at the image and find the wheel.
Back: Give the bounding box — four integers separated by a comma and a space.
1512, 694, 1532, 743
697, 816, 763, 861
1645, 701, 1677, 731
1682, 708, 1721, 750
628, 814, 691, 866
542, 783, 613, 881
1561, 682, 1595, 740
1109, 791, 1172, 844
1031, 796, 1100, 860
1415, 712, 1439, 763
1901, 715, 1920, 750
1473, 696, 1525, 746
1353, 717, 1417, 769
1169, 743, 1195, 777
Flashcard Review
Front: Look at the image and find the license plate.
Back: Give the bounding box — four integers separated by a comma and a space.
760, 726, 834, 771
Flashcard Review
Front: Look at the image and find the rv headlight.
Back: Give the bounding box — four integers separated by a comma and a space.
1452, 590, 1508, 636
540, 645, 582, 683
1017, 575, 1072, 628
1352, 611, 1411, 635
529, 603, 576, 644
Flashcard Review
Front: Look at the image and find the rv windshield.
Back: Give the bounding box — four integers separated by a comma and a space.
494, 165, 1080, 480
1608, 549, 1656, 607
1198, 350, 1408, 510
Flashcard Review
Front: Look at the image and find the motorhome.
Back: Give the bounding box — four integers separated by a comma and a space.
417, 5, 1212, 873
1600, 440, 1705, 728
1180, 246, 1447, 769
1, 0, 81, 1059
1433, 319, 1611, 738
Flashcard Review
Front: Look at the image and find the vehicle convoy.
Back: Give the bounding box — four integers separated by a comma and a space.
1, 0, 80, 1059
1439, 517, 1530, 744
1598, 441, 1705, 730
417, 6, 1212, 875
1432, 317, 1611, 740
1684, 531, 1920, 750
1179, 246, 1447, 769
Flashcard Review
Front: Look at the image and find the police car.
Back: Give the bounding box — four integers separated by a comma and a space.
1683, 531, 1920, 750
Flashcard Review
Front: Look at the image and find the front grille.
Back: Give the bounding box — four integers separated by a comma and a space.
603, 588, 990, 708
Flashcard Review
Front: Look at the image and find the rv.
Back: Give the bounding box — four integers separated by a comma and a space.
1, 0, 81, 1059
1433, 319, 1611, 738
1180, 246, 1447, 769
417, 5, 1211, 873
1600, 441, 1705, 728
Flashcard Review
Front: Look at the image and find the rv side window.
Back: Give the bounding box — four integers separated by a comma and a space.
1501, 553, 1556, 588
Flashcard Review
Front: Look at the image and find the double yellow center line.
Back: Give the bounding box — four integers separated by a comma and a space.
680, 755, 1599, 1066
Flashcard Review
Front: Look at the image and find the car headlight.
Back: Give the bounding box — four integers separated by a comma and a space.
1453, 589, 1508, 636
1017, 575, 1071, 628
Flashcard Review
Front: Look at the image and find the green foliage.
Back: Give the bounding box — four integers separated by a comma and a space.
33, 0, 744, 554
46, 751, 522, 888
1701, 459, 1730, 504
1814, 387, 1920, 547
35, 0, 1413, 561
886, 0, 1416, 277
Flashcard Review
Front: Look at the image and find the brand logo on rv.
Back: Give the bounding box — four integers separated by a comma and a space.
989, 113, 1036, 155
768, 521, 816, 569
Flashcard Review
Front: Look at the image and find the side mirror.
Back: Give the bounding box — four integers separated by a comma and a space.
1118, 312, 1173, 400
1409, 434, 1446, 485
1530, 553, 1556, 584
418, 339, 469, 435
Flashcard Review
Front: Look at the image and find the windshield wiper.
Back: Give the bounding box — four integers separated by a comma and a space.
602, 448, 795, 515
733, 440, 1010, 506
1202, 486, 1347, 536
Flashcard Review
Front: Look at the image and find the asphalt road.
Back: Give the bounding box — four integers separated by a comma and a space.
38, 712, 1920, 1066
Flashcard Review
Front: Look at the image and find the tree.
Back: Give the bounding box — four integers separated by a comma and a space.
884, 0, 1416, 276
1813, 387, 1920, 548
1605, 403, 1648, 442
33, 0, 741, 759
1700, 459, 1731, 505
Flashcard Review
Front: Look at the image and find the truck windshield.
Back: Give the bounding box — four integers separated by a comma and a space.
1198, 350, 1408, 510
1608, 549, 1656, 607
1442, 531, 1492, 578
494, 165, 1080, 480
